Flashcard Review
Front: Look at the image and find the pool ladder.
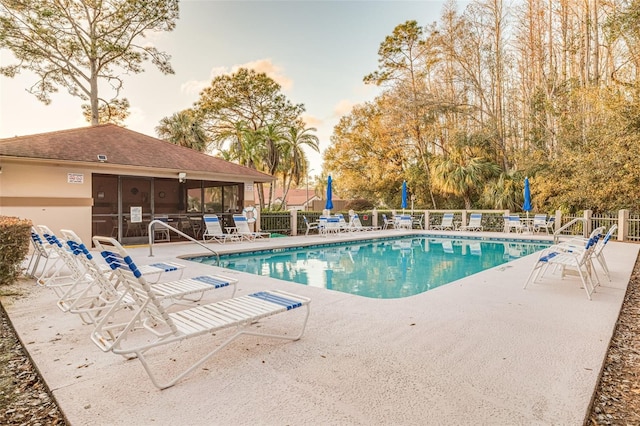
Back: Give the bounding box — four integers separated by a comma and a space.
147, 219, 220, 265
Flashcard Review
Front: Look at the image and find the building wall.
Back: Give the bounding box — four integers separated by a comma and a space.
0, 160, 93, 244
1, 158, 263, 246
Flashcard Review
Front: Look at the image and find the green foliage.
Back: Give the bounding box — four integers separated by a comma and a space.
0, 216, 31, 286
82, 98, 131, 126
190, 68, 317, 210
0, 0, 178, 124
324, 3, 640, 214
344, 199, 375, 211
156, 109, 209, 152
535, 87, 640, 213
196, 68, 304, 148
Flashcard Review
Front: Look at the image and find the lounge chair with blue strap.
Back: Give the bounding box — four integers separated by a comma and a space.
56, 231, 236, 324
531, 214, 548, 233
593, 224, 617, 282
90, 235, 310, 389
202, 214, 241, 243
432, 213, 455, 231
349, 214, 380, 232
27, 226, 63, 280
459, 213, 483, 232
35, 225, 91, 295
523, 227, 604, 299
232, 214, 270, 240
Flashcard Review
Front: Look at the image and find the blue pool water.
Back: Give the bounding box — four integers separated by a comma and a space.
189, 236, 550, 299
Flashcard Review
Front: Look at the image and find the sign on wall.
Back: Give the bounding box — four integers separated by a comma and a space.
67, 173, 84, 184
130, 206, 142, 223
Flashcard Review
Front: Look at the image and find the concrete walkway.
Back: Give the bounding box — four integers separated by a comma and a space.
3, 230, 637, 425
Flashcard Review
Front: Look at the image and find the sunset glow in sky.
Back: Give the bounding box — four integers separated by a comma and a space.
0, 0, 452, 170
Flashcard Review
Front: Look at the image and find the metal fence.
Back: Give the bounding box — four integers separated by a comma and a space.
257, 209, 640, 241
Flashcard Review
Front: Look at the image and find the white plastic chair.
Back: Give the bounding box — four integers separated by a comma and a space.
432, 213, 455, 230
382, 214, 395, 230
232, 214, 270, 240
523, 229, 603, 299
303, 215, 319, 236
90, 236, 310, 389
57, 231, 234, 324
203, 214, 240, 243
459, 213, 483, 231
349, 214, 380, 231
506, 215, 525, 233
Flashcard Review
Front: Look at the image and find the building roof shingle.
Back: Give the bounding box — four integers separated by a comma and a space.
0, 124, 272, 181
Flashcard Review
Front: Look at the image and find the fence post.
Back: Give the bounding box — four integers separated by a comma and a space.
291, 210, 298, 236
583, 210, 592, 237
618, 209, 629, 241
425, 211, 431, 230
554, 210, 562, 233
372, 208, 378, 228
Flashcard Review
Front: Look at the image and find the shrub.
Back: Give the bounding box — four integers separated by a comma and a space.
344, 199, 375, 211
0, 216, 32, 286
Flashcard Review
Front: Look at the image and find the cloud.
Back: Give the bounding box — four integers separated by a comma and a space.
301, 113, 322, 128
180, 59, 293, 96
125, 106, 146, 129
333, 99, 355, 117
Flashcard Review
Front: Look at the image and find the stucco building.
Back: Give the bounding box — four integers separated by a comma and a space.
0, 124, 272, 245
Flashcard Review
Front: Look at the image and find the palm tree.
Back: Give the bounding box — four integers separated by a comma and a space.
431, 149, 501, 209
156, 109, 209, 152
480, 172, 523, 211
259, 123, 285, 209
279, 121, 320, 207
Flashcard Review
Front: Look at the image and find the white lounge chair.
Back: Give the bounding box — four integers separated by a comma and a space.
432, 213, 455, 230
523, 229, 603, 299
27, 226, 62, 280
35, 225, 90, 295
593, 224, 617, 282
349, 214, 380, 231
232, 214, 270, 240
90, 236, 310, 389
56, 231, 235, 324
202, 214, 240, 243
459, 213, 483, 231
302, 215, 319, 236
469, 242, 482, 256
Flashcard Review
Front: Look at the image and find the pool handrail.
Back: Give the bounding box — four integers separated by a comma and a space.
148, 219, 220, 265
553, 217, 588, 244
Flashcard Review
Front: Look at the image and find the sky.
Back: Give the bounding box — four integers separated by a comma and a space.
0, 0, 452, 175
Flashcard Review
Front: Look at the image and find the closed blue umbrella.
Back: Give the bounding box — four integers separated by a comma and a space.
325, 175, 334, 211
523, 177, 532, 217
401, 181, 408, 212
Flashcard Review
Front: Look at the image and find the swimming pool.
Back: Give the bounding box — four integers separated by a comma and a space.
189, 236, 550, 299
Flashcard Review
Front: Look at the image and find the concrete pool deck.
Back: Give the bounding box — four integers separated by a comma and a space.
3, 230, 638, 425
